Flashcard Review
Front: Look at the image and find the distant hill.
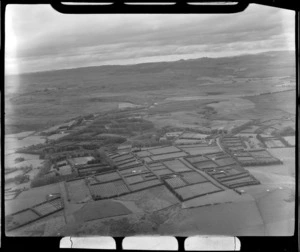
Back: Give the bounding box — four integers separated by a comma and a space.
5, 50, 295, 134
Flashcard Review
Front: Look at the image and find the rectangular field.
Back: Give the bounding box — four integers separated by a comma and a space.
174, 182, 222, 200
117, 161, 140, 169
112, 154, 134, 162
129, 179, 162, 191
214, 158, 236, 166
193, 161, 218, 170
90, 180, 130, 199
151, 152, 188, 161
164, 177, 187, 188
265, 139, 285, 148
181, 171, 208, 184
119, 166, 149, 176
135, 151, 151, 157
181, 146, 221, 155
149, 146, 181, 155
163, 159, 191, 173
10, 209, 40, 227
67, 179, 91, 202
152, 168, 173, 176
185, 156, 208, 163
283, 136, 295, 146
32, 198, 63, 216
95, 172, 121, 183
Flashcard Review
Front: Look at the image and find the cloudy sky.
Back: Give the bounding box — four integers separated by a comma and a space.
5, 4, 295, 75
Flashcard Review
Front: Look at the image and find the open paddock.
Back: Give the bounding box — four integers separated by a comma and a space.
7, 209, 40, 231
66, 179, 91, 202
149, 146, 181, 155
163, 159, 191, 173
150, 152, 188, 161
283, 136, 295, 146
174, 182, 222, 201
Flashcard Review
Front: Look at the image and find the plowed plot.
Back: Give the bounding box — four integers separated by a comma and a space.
119, 166, 149, 176
163, 159, 191, 173
175, 182, 222, 200
152, 168, 173, 176
8, 209, 40, 229
237, 157, 255, 161
223, 177, 259, 188
151, 152, 187, 161
149, 146, 180, 155
125, 175, 144, 185
129, 179, 162, 191
112, 154, 134, 162
90, 180, 130, 199
148, 164, 166, 171
206, 152, 229, 159
96, 172, 120, 183
265, 140, 285, 148
67, 179, 91, 202
117, 161, 140, 169
148, 162, 164, 168
135, 151, 151, 157
182, 146, 221, 155
186, 156, 208, 163
181, 171, 207, 184
165, 177, 187, 188
193, 161, 218, 170
143, 157, 153, 163
115, 158, 136, 165
249, 150, 272, 158
33, 198, 62, 216
214, 158, 236, 166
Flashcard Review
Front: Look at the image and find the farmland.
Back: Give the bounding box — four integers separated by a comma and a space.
4, 50, 295, 236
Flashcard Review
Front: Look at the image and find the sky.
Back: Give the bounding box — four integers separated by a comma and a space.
5, 4, 295, 75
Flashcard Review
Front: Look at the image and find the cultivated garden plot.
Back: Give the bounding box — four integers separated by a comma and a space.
180, 171, 208, 184
148, 146, 181, 155
193, 161, 218, 170
90, 180, 130, 199
164, 176, 187, 188
181, 146, 221, 155
185, 156, 208, 163
151, 168, 173, 176
174, 182, 223, 201
150, 152, 188, 161
213, 157, 236, 167
128, 179, 162, 191
95, 171, 121, 183
163, 159, 192, 173
6, 197, 64, 231
118, 165, 149, 176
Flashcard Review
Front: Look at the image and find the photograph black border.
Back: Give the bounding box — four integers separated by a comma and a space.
1, 1, 298, 251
